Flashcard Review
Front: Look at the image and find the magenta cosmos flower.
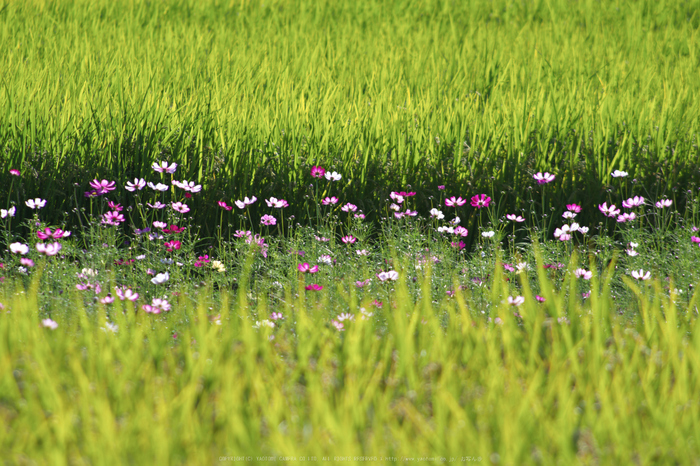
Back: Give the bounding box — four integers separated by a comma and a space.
321, 196, 339, 206
341, 235, 356, 244
310, 166, 326, 178
37, 228, 71, 240
305, 284, 323, 291
89, 179, 117, 195
470, 194, 491, 208
260, 214, 277, 226
533, 172, 555, 184
445, 196, 467, 207
9, 169, 20, 176
218, 201, 233, 211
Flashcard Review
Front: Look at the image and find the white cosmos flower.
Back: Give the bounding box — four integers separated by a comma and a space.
150, 272, 170, 285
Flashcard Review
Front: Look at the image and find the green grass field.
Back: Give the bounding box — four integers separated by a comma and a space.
2, 0, 700, 463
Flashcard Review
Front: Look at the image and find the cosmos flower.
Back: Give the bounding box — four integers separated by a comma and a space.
506, 214, 525, 222
10, 243, 29, 255
377, 271, 399, 281
37, 228, 71, 240
611, 170, 628, 178
533, 172, 555, 184
470, 194, 491, 208
655, 199, 673, 208
9, 169, 20, 176
310, 166, 326, 178
89, 179, 116, 195
218, 201, 233, 211
341, 203, 358, 212
598, 202, 620, 217
297, 263, 319, 273
430, 208, 445, 219
151, 272, 169, 285
507, 296, 525, 306
1, 207, 16, 218
25, 198, 47, 209
234, 196, 257, 209
305, 284, 323, 291
265, 197, 289, 208
172, 180, 202, 193
622, 196, 645, 208
566, 204, 582, 213
574, 269, 593, 280
125, 178, 146, 191
152, 161, 178, 173
147, 201, 168, 209
171, 202, 190, 214
260, 214, 277, 226
631, 269, 651, 281
147, 182, 169, 192
445, 196, 467, 207
322, 196, 339, 205
41, 318, 58, 330
617, 212, 637, 223
115, 287, 139, 301
341, 235, 356, 244
36, 242, 62, 256
325, 171, 342, 181
102, 211, 125, 225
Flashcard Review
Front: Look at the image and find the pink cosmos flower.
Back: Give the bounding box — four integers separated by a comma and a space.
566, 204, 582, 213
20, 258, 34, 267
445, 196, 467, 207
102, 211, 125, 225
305, 284, 323, 291
533, 172, 555, 184
107, 201, 123, 211
234, 196, 257, 209
89, 179, 116, 195
218, 201, 233, 211
404, 210, 417, 217
153, 221, 167, 229
234, 230, 252, 238
172, 180, 202, 193
115, 287, 139, 301
152, 161, 178, 173
297, 263, 319, 273
315, 235, 330, 242
100, 295, 115, 304
9, 169, 20, 176
42, 318, 58, 330
341, 235, 356, 244
622, 196, 645, 208
617, 212, 637, 223
321, 196, 339, 205
171, 202, 190, 214
506, 214, 525, 222
260, 214, 277, 226
147, 182, 169, 192
125, 178, 146, 191
355, 279, 371, 288
332, 320, 344, 331
270, 312, 283, 320
36, 242, 62, 256
454, 226, 469, 237
341, 203, 358, 212
598, 202, 620, 217
164, 240, 181, 252
655, 199, 673, 208
311, 166, 326, 178
265, 197, 289, 208
535, 295, 546, 302
163, 224, 186, 234
355, 213, 366, 219
390, 192, 405, 204
470, 194, 491, 208
574, 268, 592, 280
503, 263, 515, 272
691, 236, 700, 244
143, 298, 171, 314
147, 201, 167, 209
562, 211, 577, 219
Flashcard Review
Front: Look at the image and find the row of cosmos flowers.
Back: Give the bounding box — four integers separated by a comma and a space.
3, 165, 699, 331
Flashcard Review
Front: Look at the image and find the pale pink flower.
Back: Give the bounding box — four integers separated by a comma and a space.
506, 214, 525, 222
41, 318, 58, 330
377, 271, 399, 281
171, 202, 190, 214
234, 196, 257, 209
341, 235, 356, 244
611, 170, 628, 178
341, 203, 358, 212
655, 199, 673, 208
507, 296, 525, 306
172, 180, 202, 193
599, 202, 620, 217
147, 182, 169, 192
36, 242, 62, 256
125, 178, 146, 191
622, 196, 645, 208
321, 196, 339, 205
147, 201, 167, 209
617, 212, 637, 223
152, 161, 178, 173
260, 214, 277, 226
265, 197, 289, 208
574, 268, 592, 280
115, 287, 139, 301
454, 226, 469, 237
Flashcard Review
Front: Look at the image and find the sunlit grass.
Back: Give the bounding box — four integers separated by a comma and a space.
2, 253, 699, 463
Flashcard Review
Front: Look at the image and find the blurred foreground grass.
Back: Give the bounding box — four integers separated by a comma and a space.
1, 256, 699, 464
